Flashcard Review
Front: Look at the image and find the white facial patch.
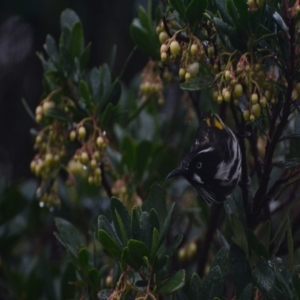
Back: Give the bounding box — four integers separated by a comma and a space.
197, 147, 214, 155
193, 173, 204, 184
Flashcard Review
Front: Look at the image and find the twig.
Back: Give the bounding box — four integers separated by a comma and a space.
189, 91, 202, 122
100, 163, 112, 198
197, 204, 222, 277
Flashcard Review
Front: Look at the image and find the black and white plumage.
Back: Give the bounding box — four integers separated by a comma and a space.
167, 113, 241, 203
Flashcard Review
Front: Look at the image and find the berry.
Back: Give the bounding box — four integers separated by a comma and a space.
90, 159, 97, 169
42, 101, 55, 114
170, 40, 180, 56
250, 114, 255, 122
35, 106, 42, 115
251, 93, 259, 104
160, 44, 168, 53
260, 97, 267, 108
213, 90, 218, 102
161, 52, 167, 62
217, 95, 223, 104
188, 62, 199, 77
264, 90, 271, 100
224, 90, 231, 102
78, 126, 86, 139
243, 109, 250, 121
207, 45, 214, 57
224, 70, 231, 82
69, 130, 76, 141
190, 44, 198, 56
252, 103, 261, 117
159, 31, 168, 44
96, 136, 104, 148
179, 68, 185, 79
185, 72, 191, 81
80, 151, 89, 164
234, 84, 243, 98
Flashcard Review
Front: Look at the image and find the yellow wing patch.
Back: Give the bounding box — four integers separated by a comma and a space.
205, 116, 224, 130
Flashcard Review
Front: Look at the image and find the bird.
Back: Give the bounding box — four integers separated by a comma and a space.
167, 113, 241, 204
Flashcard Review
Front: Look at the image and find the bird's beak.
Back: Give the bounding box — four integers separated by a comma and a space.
166, 167, 185, 179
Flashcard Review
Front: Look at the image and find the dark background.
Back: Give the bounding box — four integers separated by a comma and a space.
0, 0, 147, 182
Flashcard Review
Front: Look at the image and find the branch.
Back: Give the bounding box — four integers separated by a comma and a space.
197, 204, 223, 277
100, 163, 112, 198
250, 17, 296, 223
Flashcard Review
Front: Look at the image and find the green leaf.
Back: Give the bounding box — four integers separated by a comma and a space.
45, 35, 59, 64
98, 229, 122, 260
140, 211, 152, 249
157, 270, 185, 294
97, 215, 122, 248
150, 228, 160, 260
127, 239, 150, 265
89, 67, 101, 101
131, 206, 141, 240
153, 255, 169, 273
110, 197, 131, 246
180, 76, 215, 91
264, 220, 271, 253
226, 0, 239, 28
214, 0, 234, 26
211, 247, 229, 278
21, 98, 36, 122
78, 247, 90, 270
188, 273, 203, 299
54, 217, 84, 257
229, 243, 253, 297
149, 208, 160, 231
202, 266, 223, 300
233, 0, 249, 29
69, 21, 84, 59
135, 140, 152, 180
60, 9, 80, 30
159, 203, 175, 246
292, 265, 300, 299
129, 19, 160, 59
239, 283, 253, 300
138, 6, 153, 34
79, 80, 92, 108
164, 234, 183, 258
121, 135, 136, 171
121, 247, 140, 271
80, 42, 91, 69
170, 0, 186, 18
100, 102, 119, 128
88, 268, 100, 287
273, 158, 300, 169
185, 0, 207, 25
253, 259, 289, 300
230, 213, 248, 258
145, 182, 167, 229
271, 212, 288, 255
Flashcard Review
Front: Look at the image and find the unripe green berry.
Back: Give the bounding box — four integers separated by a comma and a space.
250, 114, 255, 122
170, 40, 180, 56
35, 106, 43, 115
224, 70, 231, 82
217, 95, 223, 104
78, 126, 86, 139
161, 52, 167, 62
188, 62, 199, 77
36, 114, 42, 123
88, 176, 94, 184
80, 151, 89, 164
260, 97, 267, 108
90, 159, 97, 169
252, 103, 261, 117
207, 45, 214, 58
224, 90, 231, 102
159, 31, 168, 44
69, 130, 76, 141
185, 72, 191, 81
213, 90, 218, 102
243, 109, 250, 121
96, 136, 104, 148
190, 44, 198, 56
251, 93, 259, 104
179, 68, 185, 79
42, 101, 55, 114
234, 84, 243, 98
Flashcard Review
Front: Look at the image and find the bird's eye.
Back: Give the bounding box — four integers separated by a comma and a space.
196, 162, 202, 169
